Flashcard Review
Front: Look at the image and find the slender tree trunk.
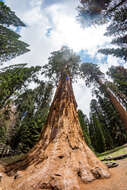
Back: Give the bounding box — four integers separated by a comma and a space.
2, 76, 110, 190
97, 78, 127, 131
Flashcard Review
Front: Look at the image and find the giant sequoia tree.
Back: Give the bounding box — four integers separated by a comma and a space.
2, 47, 110, 190
81, 62, 127, 131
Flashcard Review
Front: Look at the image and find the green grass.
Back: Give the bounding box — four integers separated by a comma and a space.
0, 153, 25, 165
97, 144, 127, 160
0, 144, 127, 165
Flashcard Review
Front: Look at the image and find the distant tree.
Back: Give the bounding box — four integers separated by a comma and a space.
7, 81, 53, 153
81, 62, 127, 131
89, 99, 114, 153
78, 109, 92, 149
107, 66, 127, 96
106, 66, 127, 109
0, 64, 41, 108
89, 95, 127, 153
98, 95, 127, 147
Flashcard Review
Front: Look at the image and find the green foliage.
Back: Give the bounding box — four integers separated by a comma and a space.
107, 66, 127, 110
0, 64, 41, 109
0, 1, 25, 27
98, 48, 127, 61
0, 25, 30, 62
107, 66, 127, 96
80, 63, 127, 153
0, 1, 30, 63
98, 95, 127, 146
98, 3, 127, 60
111, 35, 127, 46
89, 96, 127, 153
80, 62, 103, 86
89, 99, 113, 153
42, 46, 81, 84
8, 81, 53, 153
78, 110, 93, 149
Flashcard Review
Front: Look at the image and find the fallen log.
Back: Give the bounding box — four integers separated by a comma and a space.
101, 154, 127, 161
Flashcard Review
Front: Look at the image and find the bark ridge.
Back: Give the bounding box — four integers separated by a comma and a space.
2, 76, 110, 190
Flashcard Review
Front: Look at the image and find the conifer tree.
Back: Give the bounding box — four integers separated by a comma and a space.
107, 66, 127, 109
89, 99, 114, 153
81, 62, 127, 131
78, 109, 92, 149
98, 95, 127, 146
0, 1, 30, 63
0, 1, 25, 27
98, 48, 127, 61
0, 64, 42, 156
7, 81, 53, 154
0, 64, 41, 108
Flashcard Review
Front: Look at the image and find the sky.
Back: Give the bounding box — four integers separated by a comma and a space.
3, 0, 127, 117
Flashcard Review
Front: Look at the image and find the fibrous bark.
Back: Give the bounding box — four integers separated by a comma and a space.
97, 78, 127, 131
2, 76, 110, 190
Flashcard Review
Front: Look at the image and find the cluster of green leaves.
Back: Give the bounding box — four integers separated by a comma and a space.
0, 1, 30, 63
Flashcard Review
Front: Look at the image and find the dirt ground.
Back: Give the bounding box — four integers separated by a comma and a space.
0, 158, 127, 190
80, 158, 127, 190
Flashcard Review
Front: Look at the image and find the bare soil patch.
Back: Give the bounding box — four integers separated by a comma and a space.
0, 158, 126, 190
80, 158, 127, 190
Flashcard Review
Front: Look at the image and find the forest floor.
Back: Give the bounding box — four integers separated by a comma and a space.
0, 145, 127, 190
80, 158, 127, 190
80, 144, 127, 190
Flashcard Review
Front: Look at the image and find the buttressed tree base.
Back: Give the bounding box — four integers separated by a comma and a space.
2, 76, 110, 190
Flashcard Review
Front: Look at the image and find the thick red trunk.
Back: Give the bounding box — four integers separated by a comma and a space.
1, 76, 110, 190
97, 78, 127, 131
